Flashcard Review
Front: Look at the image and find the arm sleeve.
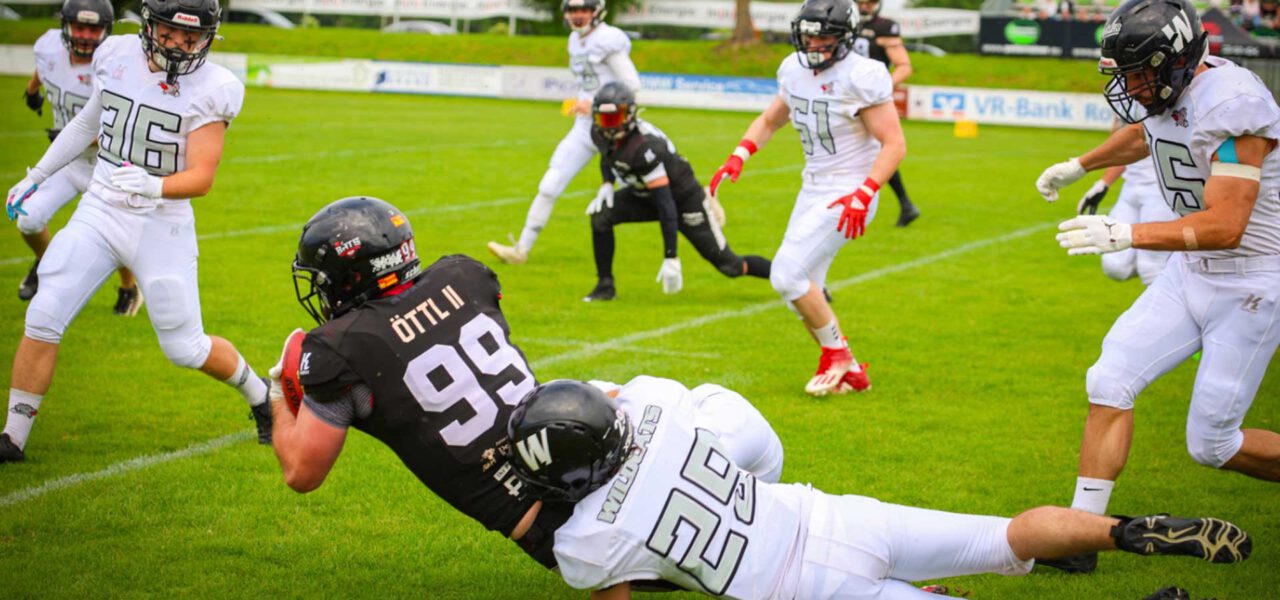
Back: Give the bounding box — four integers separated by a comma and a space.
651, 184, 678, 259
189, 79, 245, 131
302, 382, 374, 429
604, 52, 641, 97
30, 90, 101, 183
599, 154, 615, 184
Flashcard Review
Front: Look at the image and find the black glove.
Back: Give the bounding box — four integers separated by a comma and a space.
1076, 180, 1110, 215
24, 89, 43, 116
46, 129, 61, 144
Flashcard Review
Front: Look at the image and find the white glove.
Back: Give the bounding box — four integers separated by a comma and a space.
1056, 215, 1133, 255
6, 174, 39, 221
585, 183, 615, 215
656, 257, 682, 295
1036, 158, 1086, 202
110, 164, 165, 199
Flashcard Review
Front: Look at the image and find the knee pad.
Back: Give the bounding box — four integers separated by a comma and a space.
537, 168, 570, 200
15, 214, 47, 236
24, 303, 66, 344
770, 256, 809, 301
147, 277, 209, 368
1085, 358, 1138, 410
1100, 253, 1135, 282
590, 210, 611, 232
1185, 427, 1243, 468
161, 334, 212, 369
714, 255, 743, 278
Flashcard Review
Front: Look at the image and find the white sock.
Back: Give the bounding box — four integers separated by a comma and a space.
810, 319, 847, 350
518, 194, 557, 252
224, 355, 268, 407
4, 389, 43, 449
1070, 477, 1114, 515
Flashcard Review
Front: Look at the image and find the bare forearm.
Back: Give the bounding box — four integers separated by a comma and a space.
744, 113, 782, 150
25, 73, 40, 95
269, 400, 316, 492
890, 64, 912, 87
1134, 211, 1246, 251
868, 137, 906, 186
1079, 125, 1148, 170
159, 166, 217, 199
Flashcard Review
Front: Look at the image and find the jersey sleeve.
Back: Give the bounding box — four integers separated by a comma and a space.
597, 26, 632, 59
297, 329, 364, 402
301, 381, 374, 429
32, 30, 61, 67
844, 60, 894, 113
189, 79, 245, 131
1192, 90, 1280, 163
633, 139, 670, 185
874, 18, 902, 38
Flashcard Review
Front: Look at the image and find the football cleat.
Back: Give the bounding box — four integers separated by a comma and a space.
834, 363, 871, 393
0, 433, 25, 463
1036, 552, 1097, 574
583, 279, 616, 302
113, 285, 144, 317
17, 260, 38, 301
250, 377, 274, 445
1112, 515, 1251, 563
1143, 587, 1191, 600
920, 585, 970, 597
804, 346, 854, 396
896, 204, 921, 228
487, 235, 528, 265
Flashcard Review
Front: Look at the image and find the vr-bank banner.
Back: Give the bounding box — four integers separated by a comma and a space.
908, 85, 1115, 131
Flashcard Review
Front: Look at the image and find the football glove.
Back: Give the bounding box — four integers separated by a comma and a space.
709, 140, 757, 197
110, 164, 165, 199
1078, 179, 1109, 215
46, 129, 61, 144
828, 178, 878, 240
1056, 215, 1132, 255
656, 257, 682, 295
585, 183, 615, 215
1036, 157, 1086, 202
6, 174, 39, 221
24, 89, 43, 116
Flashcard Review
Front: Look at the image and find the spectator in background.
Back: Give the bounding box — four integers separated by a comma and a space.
1243, 0, 1262, 29
1261, 0, 1277, 29
1055, 0, 1076, 19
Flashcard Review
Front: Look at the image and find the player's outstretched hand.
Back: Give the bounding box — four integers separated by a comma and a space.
709, 140, 758, 197
110, 163, 164, 199
829, 178, 878, 240
586, 183, 615, 215
1077, 180, 1109, 215
1036, 157, 1086, 202
24, 89, 43, 116
6, 175, 38, 221
656, 258, 683, 294
1056, 215, 1132, 255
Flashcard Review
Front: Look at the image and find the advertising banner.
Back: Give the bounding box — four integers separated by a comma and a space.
979, 16, 1106, 58
908, 85, 1114, 130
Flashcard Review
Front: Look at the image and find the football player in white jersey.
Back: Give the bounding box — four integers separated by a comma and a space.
16, 0, 142, 316
487, 0, 640, 265
709, 0, 906, 396
1075, 121, 1179, 286
0, 0, 273, 462
506, 379, 1250, 600
1034, 0, 1280, 573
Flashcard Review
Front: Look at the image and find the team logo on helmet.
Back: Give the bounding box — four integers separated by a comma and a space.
1161, 10, 1194, 51
76, 10, 101, 23
333, 237, 362, 258
172, 12, 202, 27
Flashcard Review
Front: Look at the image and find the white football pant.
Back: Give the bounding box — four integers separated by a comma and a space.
772, 173, 880, 302
15, 156, 93, 235
1100, 182, 1178, 285
519, 116, 599, 251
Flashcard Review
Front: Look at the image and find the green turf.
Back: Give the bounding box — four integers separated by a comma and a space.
0, 76, 1275, 598
0, 20, 1109, 92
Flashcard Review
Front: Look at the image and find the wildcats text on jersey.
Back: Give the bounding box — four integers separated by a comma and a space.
597, 404, 662, 524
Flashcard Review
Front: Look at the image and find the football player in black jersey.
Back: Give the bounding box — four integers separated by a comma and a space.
267, 197, 566, 567
855, 0, 920, 228
583, 83, 772, 301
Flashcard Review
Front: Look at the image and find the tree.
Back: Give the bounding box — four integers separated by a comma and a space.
732, 0, 757, 44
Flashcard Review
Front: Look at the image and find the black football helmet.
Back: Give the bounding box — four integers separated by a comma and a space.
791, 0, 860, 72
562, 0, 605, 34
292, 197, 422, 325
140, 0, 221, 84
1099, 0, 1207, 124
60, 0, 113, 58
507, 380, 633, 503
592, 82, 638, 142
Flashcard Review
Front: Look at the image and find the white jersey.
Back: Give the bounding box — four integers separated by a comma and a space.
554, 376, 809, 600
1123, 151, 1158, 188
568, 24, 632, 101
777, 53, 893, 178
1142, 56, 1280, 259
88, 35, 244, 203
34, 29, 97, 162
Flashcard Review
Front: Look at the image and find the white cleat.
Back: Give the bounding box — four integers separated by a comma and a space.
487, 237, 528, 265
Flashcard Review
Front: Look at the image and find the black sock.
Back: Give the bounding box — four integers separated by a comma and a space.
743, 255, 771, 279
592, 228, 615, 281
889, 171, 912, 209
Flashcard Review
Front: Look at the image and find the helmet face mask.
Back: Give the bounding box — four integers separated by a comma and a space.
592, 82, 638, 142
292, 197, 422, 326
140, 0, 222, 84
1098, 0, 1207, 124
60, 0, 113, 58
562, 0, 605, 34
790, 0, 859, 72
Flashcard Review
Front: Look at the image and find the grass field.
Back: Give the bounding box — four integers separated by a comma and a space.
0, 20, 1109, 92
0, 76, 1276, 598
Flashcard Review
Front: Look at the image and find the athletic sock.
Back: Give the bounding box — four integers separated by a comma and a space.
518, 193, 557, 252
811, 319, 848, 350
4, 389, 43, 449
224, 355, 268, 407
1071, 477, 1114, 515
743, 255, 771, 278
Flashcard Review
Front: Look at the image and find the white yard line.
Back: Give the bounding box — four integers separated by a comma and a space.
522, 336, 722, 360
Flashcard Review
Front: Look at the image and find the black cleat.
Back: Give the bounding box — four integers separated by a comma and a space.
896, 205, 921, 228
113, 286, 144, 316
250, 377, 273, 445
17, 261, 38, 301
583, 279, 616, 302
0, 433, 26, 463
1143, 587, 1191, 600
1036, 552, 1097, 574
1113, 515, 1251, 563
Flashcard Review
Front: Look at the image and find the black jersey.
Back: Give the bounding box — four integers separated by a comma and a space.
593, 119, 703, 201
298, 255, 538, 537
855, 16, 900, 68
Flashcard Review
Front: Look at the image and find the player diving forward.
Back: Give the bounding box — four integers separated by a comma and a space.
2, 0, 272, 462
710, 0, 906, 395
583, 83, 771, 301
1035, 0, 1280, 573
488, 0, 640, 265
16, 0, 142, 315
506, 378, 1251, 600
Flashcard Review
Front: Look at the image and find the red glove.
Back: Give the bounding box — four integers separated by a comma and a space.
828, 178, 879, 240
709, 139, 757, 197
